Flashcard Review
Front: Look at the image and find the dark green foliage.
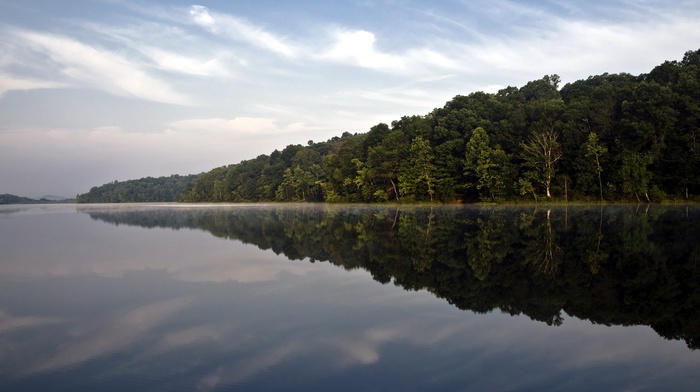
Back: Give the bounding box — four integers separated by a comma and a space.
76, 174, 200, 203
78, 49, 700, 203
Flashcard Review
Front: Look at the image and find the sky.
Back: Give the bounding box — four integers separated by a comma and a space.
1, 0, 699, 198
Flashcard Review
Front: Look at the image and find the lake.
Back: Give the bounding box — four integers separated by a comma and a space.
1, 203, 699, 391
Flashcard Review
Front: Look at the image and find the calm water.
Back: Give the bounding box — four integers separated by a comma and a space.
1, 203, 699, 391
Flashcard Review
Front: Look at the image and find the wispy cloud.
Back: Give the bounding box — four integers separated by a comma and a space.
138, 46, 231, 77
11, 29, 191, 105
189, 5, 299, 58
0, 73, 66, 97
77, 21, 236, 78
458, 10, 700, 80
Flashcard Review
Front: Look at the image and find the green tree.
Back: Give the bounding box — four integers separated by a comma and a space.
358, 130, 408, 201
619, 151, 654, 202
276, 164, 323, 201
399, 136, 437, 201
585, 132, 608, 201
465, 127, 510, 201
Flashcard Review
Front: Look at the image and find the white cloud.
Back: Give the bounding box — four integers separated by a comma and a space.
321, 29, 403, 71
11, 30, 191, 105
0, 73, 67, 97
189, 5, 299, 58
190, 5, 217, 32
138, 46, 231, 77
318, 28, 462, 76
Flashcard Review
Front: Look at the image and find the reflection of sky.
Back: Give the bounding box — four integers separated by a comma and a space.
0, 205, 699, 391
0, 204, 323, 282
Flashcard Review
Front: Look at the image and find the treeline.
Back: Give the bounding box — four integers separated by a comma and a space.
0, 194, 74, 204
76, 174, 199, 203
183, 49, 700, 203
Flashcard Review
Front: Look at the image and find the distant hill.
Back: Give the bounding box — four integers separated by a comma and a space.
76, 174, 200, 203
0, 194, 75, 204
38, 195, 71, 201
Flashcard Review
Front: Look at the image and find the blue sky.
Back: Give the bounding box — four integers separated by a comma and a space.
1, 0, 699, 198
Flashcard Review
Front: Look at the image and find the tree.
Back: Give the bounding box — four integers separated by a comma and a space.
619, 151, 653, 202
520, 74, 561, 101
517, 175, 538, 203
276, 166, 316, 201
521, 126, 563, 198
362, 130, 408, 201
399, 136, 437, 201
465, 127, 509, 201
585, 132, 608, 201
520, 96, 565, 199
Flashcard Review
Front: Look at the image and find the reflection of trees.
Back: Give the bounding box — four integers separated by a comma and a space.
82, 205, 700, 350
585, 207, 608, 275
520, 209, 563, 277
465, 212, 512, 281
398, 211, 436, 272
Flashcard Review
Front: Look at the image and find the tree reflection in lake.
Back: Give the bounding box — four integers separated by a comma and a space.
82, 204, 700, 350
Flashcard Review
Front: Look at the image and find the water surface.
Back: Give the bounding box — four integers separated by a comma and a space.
1, 203, 699, 391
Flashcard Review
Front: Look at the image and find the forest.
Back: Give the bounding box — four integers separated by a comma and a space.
76, 174, 198, 203
78, 49, 700, 204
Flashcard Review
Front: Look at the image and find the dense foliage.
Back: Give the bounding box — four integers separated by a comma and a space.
182, 50, 700, 203
76, 174, 199, 203
85, 205, 700, 349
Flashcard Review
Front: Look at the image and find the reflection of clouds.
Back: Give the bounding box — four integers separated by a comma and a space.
0, 212, 324, 283
167, 250, 314, 283
0, 309, 62, 333
2, 286, 699, 389
154, 323, 234, 353
196, 342, 304, 392
60, 243, 318, 283
227, 342, 303, 382
540, 315, 699, 367
28, 297, 192, 375
327, 335, 380, 365
425, 311, 700, 379
324, 318, 474, 366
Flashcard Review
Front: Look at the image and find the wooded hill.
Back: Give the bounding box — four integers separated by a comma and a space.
0, 194, 74, 204
80, 49, 700, 203
76, 174, 199, 203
